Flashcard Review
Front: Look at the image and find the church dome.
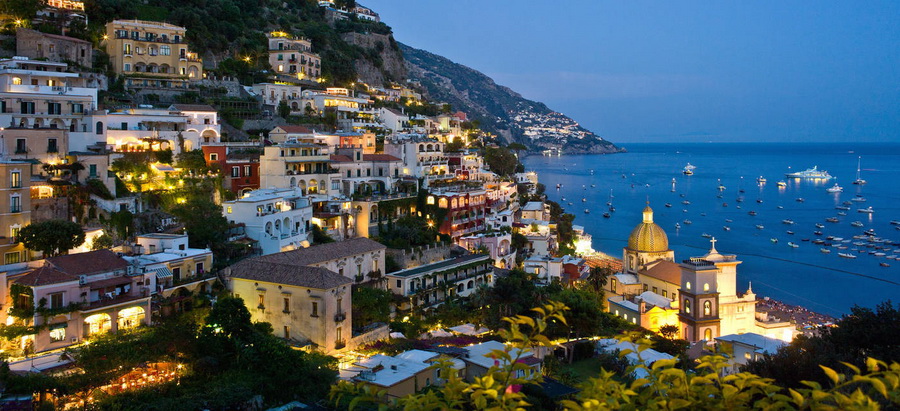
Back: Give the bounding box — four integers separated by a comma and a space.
627, 205, 669, 252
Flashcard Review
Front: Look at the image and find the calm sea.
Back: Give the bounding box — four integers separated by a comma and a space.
522, 143, 900, 317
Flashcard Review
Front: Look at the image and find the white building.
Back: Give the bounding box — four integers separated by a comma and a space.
378, 107, 409, 133
386, 253, 494, 310
520, 201, 549, 221
222, 187, 313, 256
523, 254, 563, 285
715, 333, 786, 375
383, 135, 449, 187
90, 105, 219, 154
252, 82, 303, 108
259, 140, 339, 198
124, 233, 213, 290
458, 232, 516, 269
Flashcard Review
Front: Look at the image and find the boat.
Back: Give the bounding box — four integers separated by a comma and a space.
826, 217, 839, 223
796, 198, 805, 202
853, 156, 867, 185
843, 201, 853, 206
785, 166, 832, 179
682, 200, 691, 205
777, 181, 787, 187
603, 212, 611, 218
891, 221, 900, 226
675, 223, 681, 229
838, 253, 857, 259
858, 207, 874, 214
748, 211, 757, 216
820, 248, 831, 253
582, 198, 587, 202
756, 199, 763, 203
736, 197, 744, 202
782, 219, 795, 225
770, 238, 778, 243
683, 163, 696, 175
722, 203, 728, 207
837, 211, 847, 216
665, 203, 672, 208
702, 233, 712, 238
851, 195, 866, 202
725, 219, 733, 223
786, 230, 795, 235
814, 231, 823, 235
584, 209, 590, 214
802, 238, 810, 242
881, 262, 891, 267
815, 223, 825, 229
723, 226, 731, 231
777, 205, 784, 209
756, 225, 765, 229
835, 206, 850, 210
826, 183, 843, 193
683, 220, 692, 225
757, 176, 767, 183
813, 239, 825, 244
556, 184, 561, 189
609, 206, 615, 212
700, 213, 707, 216
717, 179, 726, 191
591, 184, 596, 188
864, 229, 876, 236
874, 252, 886, 257
851, 221, 864, 227
788, 242, 799, 248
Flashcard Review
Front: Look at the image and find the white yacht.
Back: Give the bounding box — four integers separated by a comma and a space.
826, 183, 843, 193
785, 166, 833, 180
683, 163, 696, 175
858, 207, 874, 214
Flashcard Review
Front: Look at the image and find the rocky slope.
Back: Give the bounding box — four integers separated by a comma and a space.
400, 43, 622, 154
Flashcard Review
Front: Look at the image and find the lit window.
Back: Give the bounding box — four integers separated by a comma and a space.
684, 299, 691, 314
686, 281, 692, 290
226, 206, 232, 214
704, 301, 712, 316
49, 325, 66, 342
12, 77, 22, 85
704, 283, 710, 292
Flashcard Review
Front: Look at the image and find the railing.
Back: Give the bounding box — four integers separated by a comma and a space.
334, 340, 346, 350
334, 312, 346, 322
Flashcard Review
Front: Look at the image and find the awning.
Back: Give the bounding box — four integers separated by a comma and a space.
89, 276, 133, 289
155, 267, 174, 280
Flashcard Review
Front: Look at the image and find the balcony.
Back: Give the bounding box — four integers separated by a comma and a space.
334, 312, 346, 323
81, 291, 148, 312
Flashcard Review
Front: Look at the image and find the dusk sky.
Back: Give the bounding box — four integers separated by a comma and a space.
366, 1, 900, 143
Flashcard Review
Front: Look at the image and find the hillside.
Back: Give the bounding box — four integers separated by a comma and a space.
400, 43, 623, 154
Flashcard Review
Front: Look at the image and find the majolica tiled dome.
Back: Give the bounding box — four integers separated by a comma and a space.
627, 205, 669, 252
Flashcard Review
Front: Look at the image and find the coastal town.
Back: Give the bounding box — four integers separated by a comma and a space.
0, 1, 893, 409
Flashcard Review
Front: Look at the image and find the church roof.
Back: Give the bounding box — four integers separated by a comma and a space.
627, 205, 669, 252
642, 260, 681, 285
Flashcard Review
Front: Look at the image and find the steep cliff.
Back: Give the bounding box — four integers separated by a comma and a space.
400, 43, 622, 154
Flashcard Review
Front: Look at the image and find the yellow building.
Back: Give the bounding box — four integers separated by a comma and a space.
267, 32, 321, 81
0, 161, 31, 265
105, 20, 203, 89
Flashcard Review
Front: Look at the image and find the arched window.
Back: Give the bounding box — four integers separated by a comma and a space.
703, 283, 710, 292
704, 301, 712, 316
686, 281, 692, 290
96, 121, 104, 134
684, 299, 691, 314
704, 328, 712, 341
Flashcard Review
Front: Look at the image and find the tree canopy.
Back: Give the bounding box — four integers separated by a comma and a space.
169, 198, 229, 250
18, 220, 86, 257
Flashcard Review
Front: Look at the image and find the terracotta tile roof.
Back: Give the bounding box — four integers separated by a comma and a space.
275, 125, 314, 134
257, 237, 386, 266
224, 261, 351, 290
641, 260, 681, 285
47, 249, 128, 276
363, 154, 401, 162
170, 104, 217, 112
14, 266, 78, 286
330, 154, 353, 162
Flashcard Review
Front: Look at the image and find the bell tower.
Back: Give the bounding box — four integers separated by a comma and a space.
678, 238, 722, 342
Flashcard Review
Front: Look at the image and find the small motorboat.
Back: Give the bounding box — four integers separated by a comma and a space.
857, 207, 874, 214
748, 211, 757, 216
777, 181, 787, 187
788, 242, 799, 248
801, 238, 810, 241
796, 198, 805, 203
836, 206, 850, 210
682, 200, 691, 205
665, 203, 672, 208
839, 252, 856, 259
723, 226, 731, 231
786, 231, 795, 235
826, 217, 839, 223
584, 209, 590, 214
851, 221, 864, 227
777, 205, 784, 209
880, 262, 891, 267
725, 219, 733, 223
891, 220, 900, 226
782, 219, 795, 225
675, 223, 681, 229
814, 231, 823, 235
837, 211, 847, 216
582, 198, 587, 202
820, 248, 831, 253
757, 176, 767, 183
756, 225, 765, 229
815, 223, 825, 228
826, 183, 843, 193
756, 199, 764, 203
851, 195, 866, 202
700, 213, 707, 216
702, 233, 712, 238
603, 212, 611, 218
683, 220, 693, 225
736, 197, 744, 203
722, 203, 728, 207
771, 238, 779, 243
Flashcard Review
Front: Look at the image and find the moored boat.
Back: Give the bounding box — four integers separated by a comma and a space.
785, 166, 832, 179
857, 207, 874, 214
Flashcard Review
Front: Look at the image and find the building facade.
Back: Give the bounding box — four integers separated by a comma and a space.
16, 29, 92, 68
222, 188, 313, 256
104, 20, 203, 89
267, 32, 321, 81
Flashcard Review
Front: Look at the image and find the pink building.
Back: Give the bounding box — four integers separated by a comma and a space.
6, 250, 152, 353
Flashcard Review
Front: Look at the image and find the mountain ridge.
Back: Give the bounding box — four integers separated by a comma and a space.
399, 43, 623, 154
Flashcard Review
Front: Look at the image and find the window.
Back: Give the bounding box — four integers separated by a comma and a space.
196, 262, 204, 274
10, 195, 21, 213
20, 102, 35, 115
49, 325, 66, 342
283, 325, 290, 338
283, 297, 290, 313
10, 171, 21, 188
47, 103, 61, 115
89, 164, 97, 178
161, 45, 171, 55
396, 279, 401, 288
704, 301, 712, 316
123, 44, 132, 55
209, 153, 218, 161
50, 292, 64, 309
124, 63, 130, 72
47, 138, 58, 153
704, 328, 712, 341
12, 77, 22, 85
4, 252, 20, 265
96, 121, 104, 134
653, 286, 658, 294
172, 267, 181, 281
686, 281, 692, 290
610, 278, 617, 293
72, 103, 83, 114
231, 166, 240, 177
257, 294, 265, 309
226, 206, 232, 214
643, 284, 648, 292
684, 299, 691, 314
11, 227, 20, 241
311, 301, 318, 317
662, 290, 668, 298
704, 283, 710, 292
244, 166, 252, 176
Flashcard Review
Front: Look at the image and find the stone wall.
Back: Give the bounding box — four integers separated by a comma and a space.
32, 197, 69, 222
386, 242, 453, 270
347, 323, 389, 352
